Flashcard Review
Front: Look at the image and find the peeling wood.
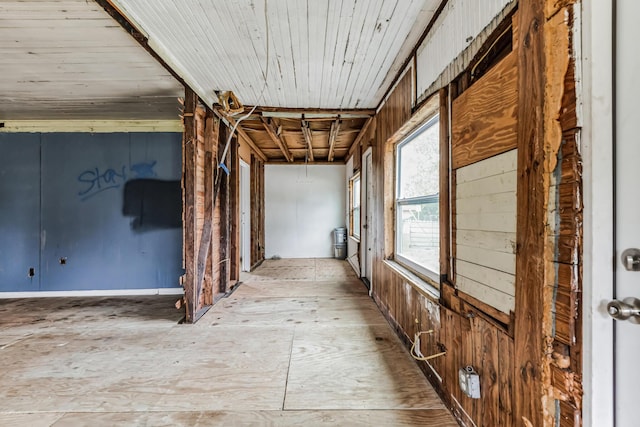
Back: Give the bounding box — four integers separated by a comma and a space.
261, 116, 293, 162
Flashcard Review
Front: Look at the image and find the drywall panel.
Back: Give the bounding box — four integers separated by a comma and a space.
39, 132, 182, 291
0, 133, 41, 291
265, 164, 346, 259
455, 149, 517, 313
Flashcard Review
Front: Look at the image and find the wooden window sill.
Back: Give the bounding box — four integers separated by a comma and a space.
383, 260, 440, 302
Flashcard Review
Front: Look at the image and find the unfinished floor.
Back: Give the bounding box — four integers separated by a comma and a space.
0, 259, 456, 426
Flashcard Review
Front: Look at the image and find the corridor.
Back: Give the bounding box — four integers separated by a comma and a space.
0, 259, 456, 426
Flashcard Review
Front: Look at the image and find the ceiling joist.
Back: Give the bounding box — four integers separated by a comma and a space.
261, 117, 294, 162
327, 119, 342, 162
301, 120, 315, 162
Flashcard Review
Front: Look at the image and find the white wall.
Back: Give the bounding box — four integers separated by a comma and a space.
265, 164, 346, 259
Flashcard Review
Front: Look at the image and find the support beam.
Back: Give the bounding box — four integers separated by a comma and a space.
347, 116, 375, 157
327, 118, 342, 162
182, 88, 198, 323
213, 109, 267, 162
514, 0, 545, 425
260, 116, 293, 162
301, 120, 315, 162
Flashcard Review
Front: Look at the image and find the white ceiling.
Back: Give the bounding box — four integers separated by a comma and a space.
0, 0, 184, 120
112, 0, 441, 110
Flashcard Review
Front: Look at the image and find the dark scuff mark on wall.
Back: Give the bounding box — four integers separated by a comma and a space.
123, 179, 182, 231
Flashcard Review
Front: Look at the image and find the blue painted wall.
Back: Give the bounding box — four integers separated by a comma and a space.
0, 132, 183, 292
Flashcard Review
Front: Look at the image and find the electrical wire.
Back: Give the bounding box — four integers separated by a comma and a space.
219, 0, 270, 174
409, 330, 447, 362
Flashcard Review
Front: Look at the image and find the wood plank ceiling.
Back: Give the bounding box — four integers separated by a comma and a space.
108, 0, 442, 162
1, 0, 442, 163
0, 0, 184, 120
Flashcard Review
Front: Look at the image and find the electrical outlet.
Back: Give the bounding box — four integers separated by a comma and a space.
459, 365, 481, 399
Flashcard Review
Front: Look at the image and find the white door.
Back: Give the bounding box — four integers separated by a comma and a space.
612, 1, 640, 424
361, 148, 373, 284
240, 160, 251, 272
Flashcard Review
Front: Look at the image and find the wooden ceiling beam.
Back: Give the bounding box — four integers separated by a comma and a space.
347, 116, 375, 157
327, 118, 341, 162
245, 106, 375, 117
260, 116, 293, 162
301, 120, 315, 162
213, 109, 268, 162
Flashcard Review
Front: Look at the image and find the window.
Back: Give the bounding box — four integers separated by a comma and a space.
395, 115, 439, 280
349, 174, 361, 239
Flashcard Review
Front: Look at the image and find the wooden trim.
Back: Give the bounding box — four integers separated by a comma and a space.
327, 118, 342, 162
386, 92, 440, 148
0, 120, 182, 133
348, 116, 375, 157
301, 121, 315, 162
439, 87, 451, 283
182, 88, 198, 323
260, 116, 293, 162
458, 289, 512, 328
213, 109, 268, 162
514, 0, 545, 425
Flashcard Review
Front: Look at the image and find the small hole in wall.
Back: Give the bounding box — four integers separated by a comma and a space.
0, 123, 5, 128
59, 257, 67, 265
28, 268, 35, 278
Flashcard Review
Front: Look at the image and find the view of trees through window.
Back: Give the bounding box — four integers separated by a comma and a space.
395, 115, 439, 277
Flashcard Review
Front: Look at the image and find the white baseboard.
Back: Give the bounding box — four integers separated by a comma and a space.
0, 288, 184, 299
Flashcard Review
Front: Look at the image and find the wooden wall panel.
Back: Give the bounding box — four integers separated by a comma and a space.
368, 4, 582, 427
451, 52, 518, 170
455, 149, 517, 314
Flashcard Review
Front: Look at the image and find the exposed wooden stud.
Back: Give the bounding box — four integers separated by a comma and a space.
230, 134, 240, 284
213, 109, 268, 162
301, 120, 315, 162
514, 0, 545, 425
347, 116, 375, 157
260, 116, 294, 162
439, 87, 451, 283
327, 118, 342, 162
182, 88, 198, 323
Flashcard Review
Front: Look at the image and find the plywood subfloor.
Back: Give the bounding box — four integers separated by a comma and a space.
0, 259, 456, 426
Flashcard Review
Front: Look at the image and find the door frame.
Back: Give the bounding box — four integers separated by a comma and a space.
240, 159, 251, 272
361, 147, 373, 284
582, 1, 615, 425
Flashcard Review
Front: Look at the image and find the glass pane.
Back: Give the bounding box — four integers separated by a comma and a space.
353, 177, 360, 208
398, 120, 439, 200
353, 207, 360, 238
396, 199, 439, 274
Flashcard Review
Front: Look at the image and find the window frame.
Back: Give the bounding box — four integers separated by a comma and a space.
394, 114, 440, 284
349, 172, 361, 240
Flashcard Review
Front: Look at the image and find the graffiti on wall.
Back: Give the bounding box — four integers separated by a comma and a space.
77, 161, 157, 201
